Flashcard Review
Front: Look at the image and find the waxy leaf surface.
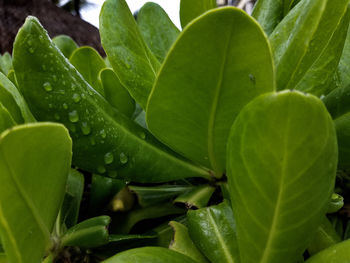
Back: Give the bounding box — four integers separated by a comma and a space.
13, 17, 210, 183
305, 239, 350, 263
137, 2, 180, 62
227, 91, 338, 263
147, 7, 274, 175
52, 35, 78, 59
100, 0, 160, 109
252, 0, 284, 35
180, 0, 216, 28
0, 123, 72, 263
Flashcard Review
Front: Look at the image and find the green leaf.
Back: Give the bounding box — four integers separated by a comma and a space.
137, 2, 180, 62
179, 0, 216, 28
305, 239, 350, 263
227, 91, 338, 263
13, 16, 211, 183
308, 217, 341, 256
270, 0, 350, 95
147, 7, 274, 175
0, 103, 16, 133
0, 123, 72, 263
69, 46, 106, 96
61, 216, 110, 248
174, 185, 215, 209
7, 69, 17, 87
339, 26, 350, 88
0, 53, 12, 75
187, 201, 239, 263
327, 193, 344, 213
252, 0, 284, 35
52, 35, 78, 59
102, 247, 197, 263
0, 72, 35, 123
60, 169, 84, 230
169, 221, 209, 263
100, 0, 160, 109
129, 185, 195, 207
99, 68, 135, 118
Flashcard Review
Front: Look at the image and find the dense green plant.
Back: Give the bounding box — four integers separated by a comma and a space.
0, 0, 350, 262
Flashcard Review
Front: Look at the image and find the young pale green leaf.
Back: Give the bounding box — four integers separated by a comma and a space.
70, 46, 106, 96
0, 103, 16, 133
308, 217, 341, 255
305, 239, 350, 263
187, 201, 239, 263
137, 2, 180, 62
179, 0, 216, 28
102, 247, 197, 263
7, 69, 17, 87
327, 193, 344, 213
0, 53, 12, 75
323, 85, 350, 168
270, 0, 350, 95
169, 221, 209, 263
99, 68, 135, 118
174, 185, 215, 209
0, 123, 72, 263
0, 72, 35, 123
13, 16, 211, 183
338, 27, 350, 89
100, 0, 160, 109
227, 91, 338, 263
147, 7, 274, 176
129, 185, 194, 207
52, 35, 79, 59
252, 0, 284, 35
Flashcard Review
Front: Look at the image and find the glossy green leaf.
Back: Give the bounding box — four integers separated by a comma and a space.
129, 185, 194, 207
102, 247, 197, 263
60, 169, 84, 230
179, 0, 216, 28
70, 46, 106, 96
305, 239, 350, 263
0, 103, 16, 133
174, 185, 215, 209
0, 72, 35, 123
52, 35, 78, 59
147, 7, 274, 175
100, 0, 160, 109
13, 16, 211, 183
187, 201, 239, 263
327, 193, 344, 213
0, 123, 72, 263
0, 52, 12, 75
61, 216, 110, 248
338, 26, 350, 89
169, 221, 208, 263
308, 217, 341, 255
112, 202, 185, 234
270, 0, 350, 95
252, 0, 283, 35
7, 70, 17, 87
137, 2, 179, 62
99, 68, 135, 117
227, 91, 338, 263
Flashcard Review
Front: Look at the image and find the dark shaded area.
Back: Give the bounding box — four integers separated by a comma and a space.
0, 0, 104, 55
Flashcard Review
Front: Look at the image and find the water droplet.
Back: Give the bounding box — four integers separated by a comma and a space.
72, 93, 81, 103
27, 40, 33, 46
63, 103, 68, 109
39, 35, 44, 43
68, 110, 79, 123
139, 131, 146, 139
71, 85, 76, 91
100, 129, 106, 138
48, 104, 53, 109
97, 165, 106, 174
54, 113, 60, 120
249, 74, 256, 84
104, 152, 114, 164
43, 82, 53, 92
119, 152, 128, 164
81, 122, 91, 135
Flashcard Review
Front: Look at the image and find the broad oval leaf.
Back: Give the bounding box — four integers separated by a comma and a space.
102, 247, 197, 263
180, 0, 216, 28
99, 68, 135, 118
70, 46, 106, 96
270, 0, 350, 95
137, 2, 180, 63
13, 17, 211, 183
227, 91, 338, 263
52, 35, 78, 59
305, 239, 350, 263
0, 52, 12, 75
147, 7, 274, 175
0, 123, 72, 263
173, 185, 215, 209
187, 201, 239, 263
100, 0, 160, 109
0, 103, 16, 133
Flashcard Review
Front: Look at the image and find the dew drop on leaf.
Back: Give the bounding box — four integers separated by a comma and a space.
43, 82, 53, 92
119, 152, 128, 164
100, 129, 106, 138
68, 110, 79, 123
97, 165, 106, 174
72, 93, 81, 103
81, 122, 91, 135
104, 152, 114, 164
